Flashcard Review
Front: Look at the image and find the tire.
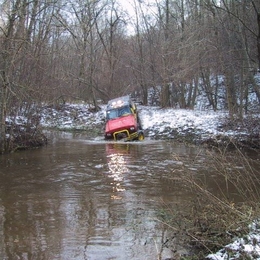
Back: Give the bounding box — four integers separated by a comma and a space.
137, 132, 144, 141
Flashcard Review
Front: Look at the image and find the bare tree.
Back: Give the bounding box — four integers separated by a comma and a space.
127, 0, 161, 105
96, 0, 131, 100
0, 0, 65, 152
209, 0, 260, 117
0, 0, 26, 152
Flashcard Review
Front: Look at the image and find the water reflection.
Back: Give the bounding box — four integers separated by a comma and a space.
106, 143, 130, 196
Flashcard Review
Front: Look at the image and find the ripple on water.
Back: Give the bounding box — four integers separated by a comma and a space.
1, 136, 248, 260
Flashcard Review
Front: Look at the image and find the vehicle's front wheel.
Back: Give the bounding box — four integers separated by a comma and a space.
137, 132, 144, 141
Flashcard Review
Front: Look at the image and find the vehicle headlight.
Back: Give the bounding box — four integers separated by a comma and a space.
130, 126, 135, 131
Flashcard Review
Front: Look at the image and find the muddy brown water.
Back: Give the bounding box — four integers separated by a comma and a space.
0, 132, 259, 260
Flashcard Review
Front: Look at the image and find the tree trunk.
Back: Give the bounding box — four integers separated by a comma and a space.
201, 70, 217, 111
225, 69, 238, 119
191, 77, 199, 109
0, 76, 8, 154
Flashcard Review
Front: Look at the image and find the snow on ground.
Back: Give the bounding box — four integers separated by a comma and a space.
139, 106, 227, 137
206, 220, 260, 260
40, 103, 106, 130
40, 103, 231, 140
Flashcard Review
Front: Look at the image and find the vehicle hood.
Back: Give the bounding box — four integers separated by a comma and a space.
105, 115, 136, 133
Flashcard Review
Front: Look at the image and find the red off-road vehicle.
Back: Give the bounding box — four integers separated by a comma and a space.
104, 96, 144, 141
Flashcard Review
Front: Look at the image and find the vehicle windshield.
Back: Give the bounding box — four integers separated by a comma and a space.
106, 106, 132, 120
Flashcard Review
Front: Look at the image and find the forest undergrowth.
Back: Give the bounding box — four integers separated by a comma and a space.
157, 144, 260, 259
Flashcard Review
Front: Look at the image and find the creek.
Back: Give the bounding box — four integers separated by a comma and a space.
0, 131, 259, 260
